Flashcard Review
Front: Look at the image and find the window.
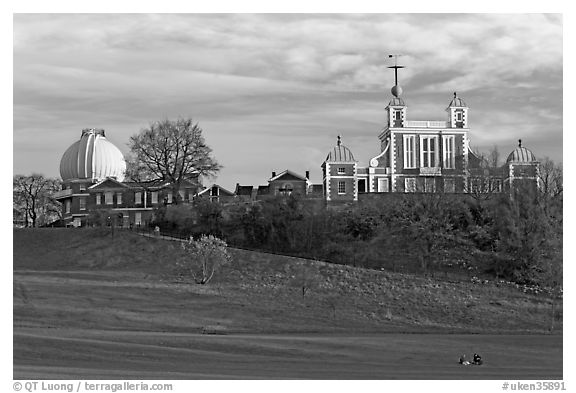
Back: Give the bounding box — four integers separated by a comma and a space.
179, 190, 186, 201
79, 184, 86, 192
444, 178, 455, 193
394, 111, 402, 127
491, 179, 502, 193
135, 212, 142, 226
79, 197, 86, 210
116, 192, 123, 205
456, 112, 463, 121
167, 192, 173, 203
378, 178, 389, 192
420, 136, 438, 168
135, 192, 142, 204
424, 178, 436, 193
338, 181, 346, 194
96, 193, 101, 205
151, 192, 158, 204
405, 178, 416, 193
403, 135, 416, 168
105, 192, 113, 205
65, 200, 71, 214
338, 167, 346, 174
443, 135, 455, 169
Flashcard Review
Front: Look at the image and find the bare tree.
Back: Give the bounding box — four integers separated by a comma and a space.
177, 235, 232, 285
13, 174, 61, 227
538, 157, 563, 199
126, 118, 221, 203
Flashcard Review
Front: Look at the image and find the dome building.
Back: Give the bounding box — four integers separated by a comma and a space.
54, 128, 202, 227
322, 136, 359, 202
59, 128, 126, 182
505, 140, 540, 193
318, 61, 540, 201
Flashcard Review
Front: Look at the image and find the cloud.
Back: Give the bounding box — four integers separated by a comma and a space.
13, 13, 563, 189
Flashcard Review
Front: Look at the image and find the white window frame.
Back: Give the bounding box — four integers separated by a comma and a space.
442, 135, 455, 169
79, 184, 86, 192
151, 191, 158, 204
405, 178, 416, 193
378, 178, 389, 192
167, 192, 173, 203
105, 192, 113, 205
179, 190, 186, 201
135, 192, 142, 204
403, 135, 416, 169
96, 193, 101, 205
79, 197, 86, 210
65, 200, 71, 214
135, 212, 142, 226
337, 167, 346, 174
117, 192, 123, 205
420, 135, 439, 168
338, 181, 346, 194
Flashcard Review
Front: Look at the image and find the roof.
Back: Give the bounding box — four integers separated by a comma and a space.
269, 169, 308, 182
197, 184, 234, 196
447, 92, 467, 108
506, 144, 537, 163
325, 144, 356, 163
388, 97, 406, 106
60, 128, 126, 181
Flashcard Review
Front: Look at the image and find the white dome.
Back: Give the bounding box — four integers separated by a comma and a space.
59, 128, 126, 181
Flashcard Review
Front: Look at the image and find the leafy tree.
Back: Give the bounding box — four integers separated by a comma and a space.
13, 174, 61, 227
177, 235, 232, 285
126, 118, 221, 203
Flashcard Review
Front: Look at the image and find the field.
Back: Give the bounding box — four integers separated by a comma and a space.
13, 229, 563, 379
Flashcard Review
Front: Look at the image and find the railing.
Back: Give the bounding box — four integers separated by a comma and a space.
404, 120, 448, 128
52, 189, 73, 199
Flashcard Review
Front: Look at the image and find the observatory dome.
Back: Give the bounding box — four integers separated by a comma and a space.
59, 128, 126, 181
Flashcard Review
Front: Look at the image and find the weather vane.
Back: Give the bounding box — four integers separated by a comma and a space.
388, 54, 405, 86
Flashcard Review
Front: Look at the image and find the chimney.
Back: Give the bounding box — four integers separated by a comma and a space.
272, 171, 276, 178
305, 170, 310, 180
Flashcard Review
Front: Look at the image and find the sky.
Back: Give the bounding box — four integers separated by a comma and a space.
13, 13, 563, 190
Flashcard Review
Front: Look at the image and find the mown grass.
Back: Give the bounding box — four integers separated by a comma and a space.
13, 228, 561, 334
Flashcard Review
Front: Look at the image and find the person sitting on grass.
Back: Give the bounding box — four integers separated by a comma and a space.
473, 353, 483, 365
459, 355, 470, 365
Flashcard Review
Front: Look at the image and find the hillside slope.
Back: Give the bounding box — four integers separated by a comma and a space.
13, 228, 561, 334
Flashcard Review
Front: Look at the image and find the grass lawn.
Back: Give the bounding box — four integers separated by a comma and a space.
13, 228, 563, 379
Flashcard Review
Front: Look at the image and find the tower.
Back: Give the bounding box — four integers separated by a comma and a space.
446, 92, 469, 128
386, 54, 407, 129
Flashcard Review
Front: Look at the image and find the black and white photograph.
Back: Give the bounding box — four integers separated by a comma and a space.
11, 9, 564, 388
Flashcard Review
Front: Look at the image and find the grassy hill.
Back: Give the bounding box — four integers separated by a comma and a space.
13, 228, 561, 334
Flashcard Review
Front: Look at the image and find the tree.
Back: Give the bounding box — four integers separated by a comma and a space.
13, 174, 61, 227
126, 118, 221, 203
286, 262, 322, 298
538, 157, 563, 200
176, 235, 232, 284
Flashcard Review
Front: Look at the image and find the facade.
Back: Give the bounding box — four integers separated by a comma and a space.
54, 128, 201, 227
321, 69, 540, 201
54, 66, 541, 223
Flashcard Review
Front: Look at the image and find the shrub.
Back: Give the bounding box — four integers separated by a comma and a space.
176, 235, 232, 284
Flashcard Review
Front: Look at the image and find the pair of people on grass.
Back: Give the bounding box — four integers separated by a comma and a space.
459, 353, 482, 365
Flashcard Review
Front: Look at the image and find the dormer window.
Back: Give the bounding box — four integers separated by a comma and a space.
338, 167, 345, 174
